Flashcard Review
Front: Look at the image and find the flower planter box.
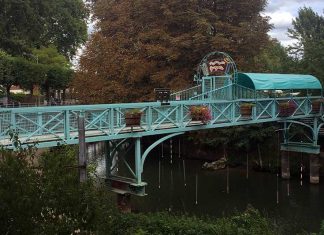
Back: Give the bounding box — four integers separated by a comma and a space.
312, 100, 323, 113
240, 104, 253, 118
189, 106, 212, 124
278, 102, 296, 117
125, 113, 142, 127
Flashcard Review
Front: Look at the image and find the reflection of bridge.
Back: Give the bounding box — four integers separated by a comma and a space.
1, 52, 323, 197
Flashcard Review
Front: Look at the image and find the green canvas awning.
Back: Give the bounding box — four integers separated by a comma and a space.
237, 73, 322, 90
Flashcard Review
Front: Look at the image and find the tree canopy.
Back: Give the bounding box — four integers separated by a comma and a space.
253, 39, 296, 73
0, 0, 89, 58
0, 46, 73, 100
31, 46, 73, 100
288, 7, 324, 82
74, 0, 271, 103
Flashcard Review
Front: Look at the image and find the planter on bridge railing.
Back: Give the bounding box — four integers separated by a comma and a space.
311, 99, 324, 113
240, 103, 254, 118
125, 109, 142, 127
278, 101, 297, 117
189, 106, 212, 124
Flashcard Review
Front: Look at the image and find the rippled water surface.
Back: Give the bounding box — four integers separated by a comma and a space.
88, 142, 324, 233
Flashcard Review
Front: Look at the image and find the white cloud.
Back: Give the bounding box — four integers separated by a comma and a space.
264, 0, 324, 47
265, 11, 294, 29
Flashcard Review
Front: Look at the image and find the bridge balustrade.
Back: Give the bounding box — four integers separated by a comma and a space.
0, 95, 320, 148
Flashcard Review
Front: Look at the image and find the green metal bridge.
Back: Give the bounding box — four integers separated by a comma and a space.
1, 52, 323, 196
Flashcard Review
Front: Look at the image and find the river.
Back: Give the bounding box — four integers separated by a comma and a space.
88, 142, 324, 233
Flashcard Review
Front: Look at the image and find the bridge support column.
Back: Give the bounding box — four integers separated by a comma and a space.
105, 141, 111, 178
281, 151, 290, 179
310, 154, 320, 184
117, 193, 131, 213
135, 137, 142, 184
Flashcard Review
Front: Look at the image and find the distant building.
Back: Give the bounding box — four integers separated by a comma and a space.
10, 85, 30, 94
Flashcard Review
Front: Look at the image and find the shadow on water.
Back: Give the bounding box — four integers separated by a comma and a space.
88, 142, 324, 233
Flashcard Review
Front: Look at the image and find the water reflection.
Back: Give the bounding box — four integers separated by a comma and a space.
89, 141, 324, 233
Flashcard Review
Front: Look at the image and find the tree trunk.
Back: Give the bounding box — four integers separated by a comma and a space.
62, 89, 66, 102
6, 85, 11, 100
30, 85, 34, 96
46, 84, 50, 104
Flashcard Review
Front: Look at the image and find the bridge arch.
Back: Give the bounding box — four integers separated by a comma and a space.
140, 132, 184, 173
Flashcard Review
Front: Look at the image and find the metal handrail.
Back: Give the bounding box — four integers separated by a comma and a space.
190, 84, 234, 100
170, 85, 202, 101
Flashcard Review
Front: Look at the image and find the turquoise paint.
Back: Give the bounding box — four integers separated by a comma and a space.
141, 132, 184, 170
0, 97, 321, 149
238, 73, 322, 90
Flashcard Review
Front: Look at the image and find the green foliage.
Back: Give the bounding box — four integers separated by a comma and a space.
288, 7, 324, 82
0, 0, 89, 58
99, 206, 274, 235
0, 46, 72, 99
0, 142, 112, 234
318, 221, 324, 235
189, 124, 276, 152
0, 50, 16, 94
253, 39, 296, 73
32, 46, 74, 99
240, 103, 255, 108
0, 132, 40, 233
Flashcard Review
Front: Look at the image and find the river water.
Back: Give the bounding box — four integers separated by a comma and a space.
88, 142, 324, 233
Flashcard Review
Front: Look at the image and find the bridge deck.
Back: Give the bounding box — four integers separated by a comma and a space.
0, 96, 320, 148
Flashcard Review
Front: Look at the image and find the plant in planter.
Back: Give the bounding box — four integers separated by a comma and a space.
311, 98, 324, 113
240, 103, 254, 118
278, 100, 297, 117
125, 109, 143, 128
189, 106, 212, 124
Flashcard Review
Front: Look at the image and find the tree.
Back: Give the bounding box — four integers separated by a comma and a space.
13, 57, 46, 95
288, 7, 324, 81
0, 50, 17, 98
0, 0, 89, 58
32, 46, 74, 101
253, 39, 297, 73
74, 0, 271, 104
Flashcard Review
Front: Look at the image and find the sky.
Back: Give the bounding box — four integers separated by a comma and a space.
264, 0, 324, 46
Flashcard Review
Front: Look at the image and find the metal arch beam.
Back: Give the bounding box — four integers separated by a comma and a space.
281, 120, 313, 132
316, 122, 324, 137
141, 132, 184, 172
110, 138, 128, 157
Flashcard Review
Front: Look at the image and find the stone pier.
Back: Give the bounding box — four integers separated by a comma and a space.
281, 151, 290, 179
309, 154, 320, 184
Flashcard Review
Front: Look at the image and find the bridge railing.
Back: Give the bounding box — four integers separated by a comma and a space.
189, 84, 268, 101
190, 84, 233, 100
0, 95, 321, 148
170, 85, 202, 101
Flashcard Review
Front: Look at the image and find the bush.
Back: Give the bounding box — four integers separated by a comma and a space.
98, 206, 274, 235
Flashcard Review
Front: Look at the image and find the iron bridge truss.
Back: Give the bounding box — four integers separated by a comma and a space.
1, 96, 323, 195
